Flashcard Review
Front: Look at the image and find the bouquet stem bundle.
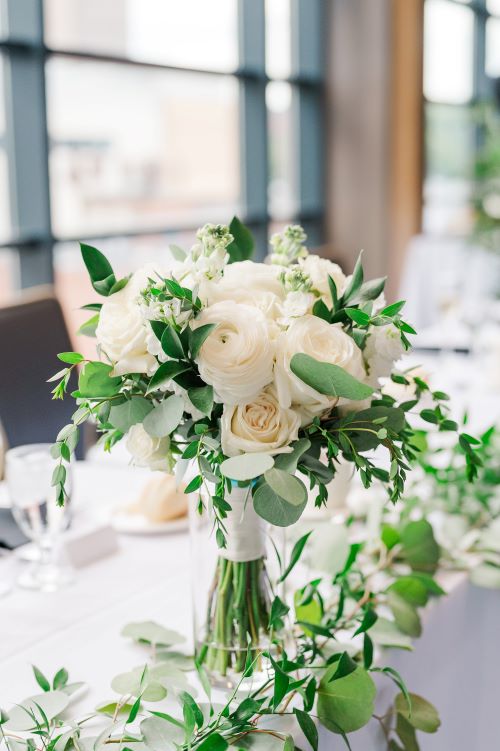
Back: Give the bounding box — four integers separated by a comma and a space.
197, 556, 272, 679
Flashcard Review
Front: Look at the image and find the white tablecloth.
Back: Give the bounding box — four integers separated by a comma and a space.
1, 460, 499, 749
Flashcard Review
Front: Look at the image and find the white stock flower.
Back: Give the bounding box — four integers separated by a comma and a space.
194, 301, 275, 404
126, 424, 172, 471
221, 385, 300, 457
364, 324, 405, 387
269, 225, 308, 265
205, 260, 285, 321
275, 315, 365, 425
183, 223, 232, 283
299, 254, 347, 304
96, 266, 157, 377
278, 290, 316, 326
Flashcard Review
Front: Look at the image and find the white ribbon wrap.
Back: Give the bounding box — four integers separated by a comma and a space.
221, 486, 267, 563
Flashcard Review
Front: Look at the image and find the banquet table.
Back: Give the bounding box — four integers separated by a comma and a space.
1, 458, 500, 750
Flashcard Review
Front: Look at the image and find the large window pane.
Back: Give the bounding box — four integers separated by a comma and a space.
0, 249, 20, 305
44, 0, 238, 72
266, 0, 291, 79
0, 55, 10, 244
267, 81, 295, 219
424, 0, 474, 104
486, 17, 500, 78
46, 57, 240, 238
424, 103, 475, 233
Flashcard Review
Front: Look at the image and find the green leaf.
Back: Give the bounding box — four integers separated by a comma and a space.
57, 352, 84, 365
290, 353, 373, 401
188, 385, 214, 416
80, 243, 116, 296
274, 438, 311, 472
143, 395, 184, 437
4, 693, 69, 731
196, 733, 228, 751
387, 591, 422, 637
312, 298, 331, 322
345, 308, 371, 326
189, 323, 217, 360
80, 302, 102, 312
294, 590, 322, 636
179, 692, 204, 729
353, 608, 377, 636
78, 362, 122, 398
121, 621, 184, 647
220, 453, 274, 481
264, 468, 307, 506
317, 664, 376, 734
269, 595, 290, 631
356, 276, 386, 302
278, 532, 312, 583
140, 716, 184, 751
109, 397, 153, 433
161, 326, 185, 360
52, 668, 69, 691
381, 300, 406, 317
78, 313, 100, 337
126, 696, 141, 724
253, 480, 307, 527
396, 713, 420, 751
395, 692, 440, 733
227, 216, 254, 263
342, 251, 364, 302
381, 524, 400, 550
369, 617, 414, 650
184, 475, 203, 493
169, 243, 186, 261
108, 276, 131, 295
147, 361, 191, 394
294, 708, 318, 751
400, 520, 440, 573
32, 665, 50, 692
388, 576, 429, 607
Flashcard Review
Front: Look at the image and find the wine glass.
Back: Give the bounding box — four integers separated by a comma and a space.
5, 444, 73, 592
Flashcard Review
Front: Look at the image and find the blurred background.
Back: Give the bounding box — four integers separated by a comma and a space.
1, 0, 500, 430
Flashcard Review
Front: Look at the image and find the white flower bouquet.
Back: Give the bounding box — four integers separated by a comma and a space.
50, 218, 480, 684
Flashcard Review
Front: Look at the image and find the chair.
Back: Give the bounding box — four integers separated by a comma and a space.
0, 288, 83, 456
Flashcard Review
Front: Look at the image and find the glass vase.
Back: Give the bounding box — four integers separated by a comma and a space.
189, 482, 283, 689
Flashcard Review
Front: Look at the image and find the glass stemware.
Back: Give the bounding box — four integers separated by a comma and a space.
5, 443, 73, 592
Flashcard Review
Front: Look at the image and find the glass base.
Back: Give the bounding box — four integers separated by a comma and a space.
17, 563, 74, 593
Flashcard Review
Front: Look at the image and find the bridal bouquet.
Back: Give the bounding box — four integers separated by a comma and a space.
50, 218, 480, 684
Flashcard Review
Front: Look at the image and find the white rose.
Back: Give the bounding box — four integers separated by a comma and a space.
221, 385, 300, 456
126, 424, 172, 471
194, 301, 274, 404
96, 266, 157, 377
364, 324, 405, 387
275, 315, 365, 424
205, 261, 285, 320
299, 254, 347, 304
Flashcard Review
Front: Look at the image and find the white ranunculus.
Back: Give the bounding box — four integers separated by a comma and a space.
194, 301, 275, 404
221, 385, 300, 456
299, 254, 347, 304
275, 315, 365, 425
364, 324, 405, 387
125, 424, 172, 471
96, 266, 157, 377
205, 261, 285, 320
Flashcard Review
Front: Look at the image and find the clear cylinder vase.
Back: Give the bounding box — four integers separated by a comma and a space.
189, 482, 283, 689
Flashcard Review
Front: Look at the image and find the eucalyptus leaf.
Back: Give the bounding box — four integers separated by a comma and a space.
290, 354, 373, 401
109, 397, 153, 434
317, 664, 376, 734
110, 669, 166, 702
400, 520, 440, 573
395, 692, 440, 733
220, 453, 274, 482
387, 591, 422, 638
263, 468, 307, 506
253, 481, 307, 527
121, 621, 184, 647
143, 396, 184, 438
274, 438, 311, 472
140, 715, 184, 750
4, 692, 69, 731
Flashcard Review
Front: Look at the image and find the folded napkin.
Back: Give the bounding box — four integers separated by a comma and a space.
126, 474, 188, 523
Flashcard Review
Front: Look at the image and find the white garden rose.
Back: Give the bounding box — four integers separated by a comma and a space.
125, 424, 172, 471
299, 254, 347, 304
205, 260, 285, 321
96, 266, 157, 377
221, 386, 300, 456
364, 324, 405, 387
275, 315, 365, 425
194, 301, 275, 404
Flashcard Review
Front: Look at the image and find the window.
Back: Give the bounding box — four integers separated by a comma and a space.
0, 0, 326, 322
423, 0, 500, 234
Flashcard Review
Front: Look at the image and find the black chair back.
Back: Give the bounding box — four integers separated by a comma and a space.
0, 290, 82, 455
